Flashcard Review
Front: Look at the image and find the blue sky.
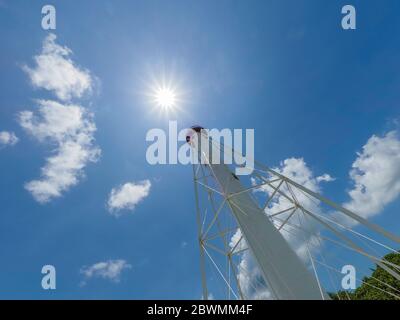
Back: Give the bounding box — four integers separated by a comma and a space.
0, 0, 400, 299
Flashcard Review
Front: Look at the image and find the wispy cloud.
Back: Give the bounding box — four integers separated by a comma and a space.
80, 259, 131, 285
107, 181, 151, 216
22, 34, 92, 101
0, 131, 19, 147
316, 173, 335, 183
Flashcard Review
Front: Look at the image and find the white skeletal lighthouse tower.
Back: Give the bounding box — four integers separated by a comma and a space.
187, 127, 400, 300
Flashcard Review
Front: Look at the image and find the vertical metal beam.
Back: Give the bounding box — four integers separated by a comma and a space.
192, 163, 208, 300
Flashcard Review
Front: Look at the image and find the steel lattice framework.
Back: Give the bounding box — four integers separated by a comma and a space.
189, 129, 400, 300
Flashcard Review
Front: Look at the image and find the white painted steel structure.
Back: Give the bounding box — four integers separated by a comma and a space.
188, 128, 400, 300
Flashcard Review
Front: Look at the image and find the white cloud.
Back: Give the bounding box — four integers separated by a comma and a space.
343, 130, 400, 221
316, 173, 335, 183
107, 181, 151, 215
22, 33, 92, 101
257, 158, 330, 260
19, 34, 100, 203
229, 229, 272, 299
80, 259, 131, 285
19, 100, 100, 203
236, 250, 273, 300
0, 131, 19, 147
272, 158, 333, 193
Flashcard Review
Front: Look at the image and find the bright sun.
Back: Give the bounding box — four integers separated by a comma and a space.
155, 87, 176, 109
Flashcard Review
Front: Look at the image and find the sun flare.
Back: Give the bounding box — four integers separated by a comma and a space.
154, 87, 176, 109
